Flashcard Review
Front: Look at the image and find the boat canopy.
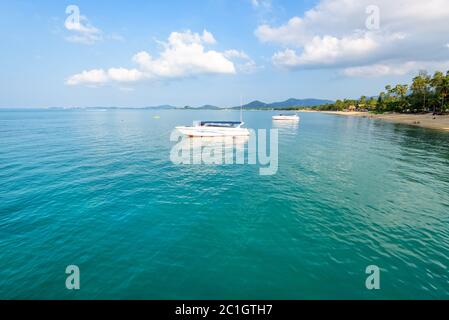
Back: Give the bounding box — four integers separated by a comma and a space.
200, 121, 243, 127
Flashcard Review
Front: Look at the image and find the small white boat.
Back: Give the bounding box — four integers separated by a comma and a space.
176, 121, 250, 137
272, 114, 300, 121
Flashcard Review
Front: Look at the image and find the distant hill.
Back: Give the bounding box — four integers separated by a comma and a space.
233, 98, 334, 109
196, 105, 221, 110
81, 98, 334, 110
269, 98, 334, 108
181, 104, 222, 110
143, 105, 177, 109
240, 100, 268, 109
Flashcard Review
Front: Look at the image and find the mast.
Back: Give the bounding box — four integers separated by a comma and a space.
240, 95, 243, 123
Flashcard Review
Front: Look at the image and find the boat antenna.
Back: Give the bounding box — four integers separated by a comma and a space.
240, 95, 243, 123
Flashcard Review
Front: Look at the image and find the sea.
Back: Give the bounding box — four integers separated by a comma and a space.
0, 109, 448, 299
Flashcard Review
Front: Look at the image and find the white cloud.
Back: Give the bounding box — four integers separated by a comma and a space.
66, 68, 145, 86
343, 61, 449, 77
256, 0, 449, 74
132, 30, 235, 78
224, 50, 259, 73
256, 17, 306, 46
251, 0, 271, 9
224, 49, 250, 60
107, 33, 125, 42
66, 30, 240, 86
65, 15, 102, 45
250, 0, 274, 21
201, 30, 216, 44
272, 33, 381, 68
239, 60, 259, 73
343, 62, 419, 77
107, 68, 144, 82
66, 69, 108, 85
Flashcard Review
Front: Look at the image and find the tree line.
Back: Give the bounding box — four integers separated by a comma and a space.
307, 70, 449, 114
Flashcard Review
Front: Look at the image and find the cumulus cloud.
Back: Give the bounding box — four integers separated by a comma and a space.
256, 17, 306, 46
272, 33, 382, 68
66, 30, 245, 86
255, 0, 449, 76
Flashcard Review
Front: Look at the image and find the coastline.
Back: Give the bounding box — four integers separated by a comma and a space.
320, 111, 449, 131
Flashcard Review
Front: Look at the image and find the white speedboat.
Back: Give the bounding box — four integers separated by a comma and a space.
176, 121, 250, 137
272, 114, 300, 121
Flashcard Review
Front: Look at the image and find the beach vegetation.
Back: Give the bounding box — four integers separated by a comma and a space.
305, 70, 449, 114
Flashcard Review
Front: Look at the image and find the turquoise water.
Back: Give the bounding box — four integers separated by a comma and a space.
1, 109, 449, 299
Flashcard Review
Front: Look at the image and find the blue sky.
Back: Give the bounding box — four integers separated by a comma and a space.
1, 0, 448, 108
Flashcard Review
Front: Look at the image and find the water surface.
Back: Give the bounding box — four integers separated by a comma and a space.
0, 109, 448, 299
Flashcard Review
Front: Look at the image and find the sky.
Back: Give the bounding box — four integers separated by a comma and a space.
1, 0, 449, 108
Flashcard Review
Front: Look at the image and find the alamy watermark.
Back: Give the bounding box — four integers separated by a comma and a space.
365, 265, 380, 290
170, 129, 279, 175
65, 265, 80, 290
65, 5, 81, 30
365, 5, 380, 30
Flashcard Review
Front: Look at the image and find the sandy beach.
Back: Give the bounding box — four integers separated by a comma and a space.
321, 111, 449, 131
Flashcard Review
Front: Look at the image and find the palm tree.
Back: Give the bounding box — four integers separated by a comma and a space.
377, 92, 386, 113
367, 97, 377, 111
385, 85, 392, 98
441, 71, 449, 112
392, 84, 408, 112
431, 71, 444, 113
358, 95, 367, 110
411, 71, 430, 112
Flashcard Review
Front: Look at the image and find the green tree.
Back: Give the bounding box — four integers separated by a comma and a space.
367, 97, 377, 111
411, 71, 430, 112
335, 100, 344, 111
442, 71, 449, 112
376, 92, 386, 113
358, 95, 367, 109
430, 71, 447, 113
392, 84, 409, 112
444, 71, 449, 112
313, 69, 449, 113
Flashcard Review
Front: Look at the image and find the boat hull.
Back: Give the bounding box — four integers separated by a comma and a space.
176, 126, 250, 137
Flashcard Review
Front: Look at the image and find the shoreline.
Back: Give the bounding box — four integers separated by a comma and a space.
319, 111, 449, 132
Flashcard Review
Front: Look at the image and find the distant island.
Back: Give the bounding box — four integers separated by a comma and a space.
231, 98, 334, 110
183, 105, 222, 110
50, 98, 334, 111
179, 98, 334, 110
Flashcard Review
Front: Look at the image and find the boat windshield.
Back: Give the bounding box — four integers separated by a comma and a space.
200, 121, 243, 128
